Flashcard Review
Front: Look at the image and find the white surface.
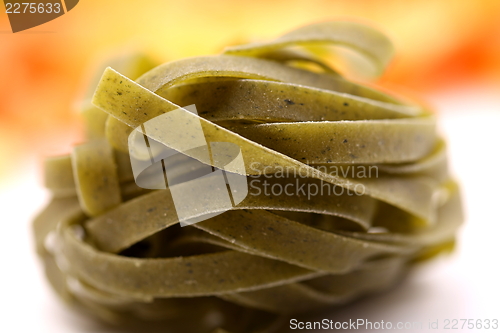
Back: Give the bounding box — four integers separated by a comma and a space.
0, 88, 499, 332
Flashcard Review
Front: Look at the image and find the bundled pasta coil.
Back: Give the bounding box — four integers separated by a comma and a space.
34, 20, 463, 333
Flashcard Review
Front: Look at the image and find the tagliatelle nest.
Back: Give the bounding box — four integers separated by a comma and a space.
34, 21, 463, 333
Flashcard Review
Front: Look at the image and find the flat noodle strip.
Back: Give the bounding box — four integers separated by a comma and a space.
60, 225, 322, 298
71, 140, 122, 216
84, 175, 379, 254
339, 182, 463, 247
33, 196, 82, 255
228, 117, 437, 164
80, 53, 158, 140
223, 21, 394, 78
44, 149, 135, 196
43, 156, 78, 197
158, 79, 422, 122
219, 256, 407, 313
310, 139, 449, 183
105, 116, 134, 152
136, 55, 403, 104
34, 20, 463, 333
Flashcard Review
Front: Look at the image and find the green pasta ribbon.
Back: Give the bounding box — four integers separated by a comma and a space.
34, 20, 463, 333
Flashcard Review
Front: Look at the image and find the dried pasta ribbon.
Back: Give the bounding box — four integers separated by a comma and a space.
34, 20, 463, 333
223, 20, 394, 78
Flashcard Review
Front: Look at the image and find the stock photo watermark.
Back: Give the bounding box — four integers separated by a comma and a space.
3, 0, 79, 33
247, 162, 378, 199
289, 318, 499, 330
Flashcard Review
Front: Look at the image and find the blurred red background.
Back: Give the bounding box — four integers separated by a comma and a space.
1, 0, 499, 183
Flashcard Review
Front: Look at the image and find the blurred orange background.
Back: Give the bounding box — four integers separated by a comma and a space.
1, 0, 499, 184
